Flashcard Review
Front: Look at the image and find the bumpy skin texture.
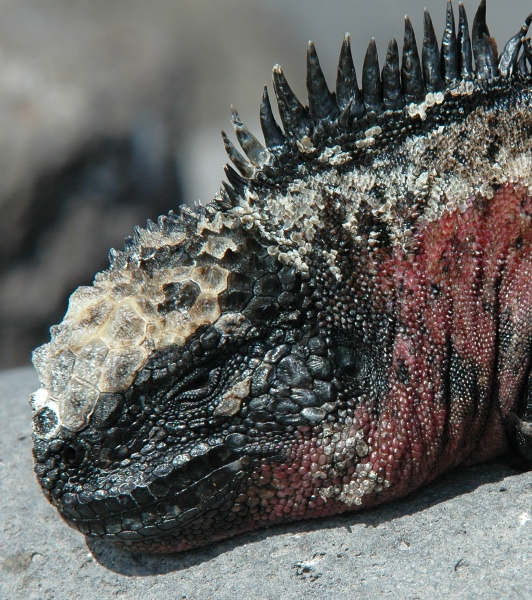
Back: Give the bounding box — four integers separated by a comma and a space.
31, 1, 532, 553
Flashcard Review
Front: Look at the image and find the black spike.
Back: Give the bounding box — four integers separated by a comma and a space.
336, 34, 365, 117
215, 196, 233, 212
362, 39, 383, 112
422, 10, 444, 92
307, 41, 339, 121
402, 16, 425, 104
224, 164, 248, 195
472, 0, 497, 79
498, 12, 532, 77
213, 198, 229, 212
259, 86, 285, 148
221, 181, 240, 208
382, 39, 404, 110
221, 130, 253, 177
272, 65, 312, 139
441, 1, 459, 84
458, 3, 473, 79
231, 109, 269, 166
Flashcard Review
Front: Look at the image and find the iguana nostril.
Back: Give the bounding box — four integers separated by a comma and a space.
62, 443, 85, 467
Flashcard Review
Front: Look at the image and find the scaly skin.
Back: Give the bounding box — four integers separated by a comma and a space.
31, 1, 532, 553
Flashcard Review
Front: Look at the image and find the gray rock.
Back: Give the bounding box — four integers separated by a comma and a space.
1, 367, 531, 599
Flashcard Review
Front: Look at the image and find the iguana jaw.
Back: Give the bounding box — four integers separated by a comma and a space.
56, 453, 247, 551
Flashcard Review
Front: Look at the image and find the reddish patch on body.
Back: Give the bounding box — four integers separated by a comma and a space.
360, 182, 532, 500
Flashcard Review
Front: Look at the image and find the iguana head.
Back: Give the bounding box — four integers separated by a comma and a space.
31, 1, 532, 552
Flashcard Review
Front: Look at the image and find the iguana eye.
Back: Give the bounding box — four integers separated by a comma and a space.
171, 366, 222, 403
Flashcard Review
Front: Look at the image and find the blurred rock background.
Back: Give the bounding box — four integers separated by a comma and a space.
0, 0, 528, 368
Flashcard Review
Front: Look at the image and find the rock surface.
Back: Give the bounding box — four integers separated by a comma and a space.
1, 367, 531, 599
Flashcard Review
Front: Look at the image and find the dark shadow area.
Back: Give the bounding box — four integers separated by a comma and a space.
88, 457, 521, 575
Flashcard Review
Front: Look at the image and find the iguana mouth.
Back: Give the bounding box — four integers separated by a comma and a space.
47, 443, 246, 545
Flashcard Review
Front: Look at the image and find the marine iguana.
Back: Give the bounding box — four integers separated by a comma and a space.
30, 0, 532, 553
